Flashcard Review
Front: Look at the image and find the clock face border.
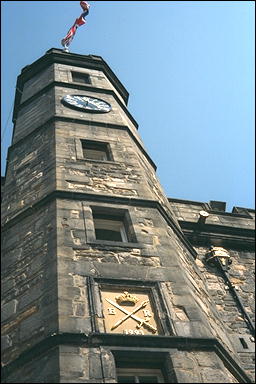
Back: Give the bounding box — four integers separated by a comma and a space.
61, 94, 112, 113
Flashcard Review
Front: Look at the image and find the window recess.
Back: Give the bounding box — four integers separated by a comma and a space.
116, 368, 165, 383
93, 214, 128, 242
112, 350, 174, 384
81, 140, 111, 161
71, 71, 91, 84
90, 206, 137, 244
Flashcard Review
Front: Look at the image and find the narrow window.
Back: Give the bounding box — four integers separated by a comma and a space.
72, 71, 91, 84
81, 140, 111, 161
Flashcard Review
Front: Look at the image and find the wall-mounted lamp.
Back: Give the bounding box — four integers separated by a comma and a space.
206, 246, 232, 271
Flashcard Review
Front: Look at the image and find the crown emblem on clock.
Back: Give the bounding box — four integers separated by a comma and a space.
115, 291, 139, 306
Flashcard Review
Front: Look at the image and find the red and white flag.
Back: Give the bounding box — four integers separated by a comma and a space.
80, 1, 90, 12
61, 1, 90, 48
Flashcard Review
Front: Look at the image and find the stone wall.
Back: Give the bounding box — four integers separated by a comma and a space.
54, 63, 127, 106
13, 88, 55, 144
169, 198, 255, 381
170, 350, 239, 383
4, 346, 60, 384
1, 201, 57, 367
21, 64, 55, 104
55, 196, 241, 359
170, 199, 255, 230
55, 122, 147, 199
55, 120, 178, 226
1, 124, 56, 225
195, 247, 255, 380
4, 345, 241, 383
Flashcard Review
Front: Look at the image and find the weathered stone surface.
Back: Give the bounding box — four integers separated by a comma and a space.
1, 124, 56, 224
1, 200, 58, 367
6, 346, 60, 383
89, 351, 103, 380
2, 300, 18, 322
171, 351, 239, 383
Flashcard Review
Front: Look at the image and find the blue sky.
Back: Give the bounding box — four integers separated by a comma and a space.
1, 1, 255, 211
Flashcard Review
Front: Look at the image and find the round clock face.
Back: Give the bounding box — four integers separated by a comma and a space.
62, 95, 112, 113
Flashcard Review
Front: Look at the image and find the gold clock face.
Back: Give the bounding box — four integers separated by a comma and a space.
101, 289, 160, 335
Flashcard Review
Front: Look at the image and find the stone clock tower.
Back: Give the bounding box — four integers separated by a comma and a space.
1, 49, 254, 383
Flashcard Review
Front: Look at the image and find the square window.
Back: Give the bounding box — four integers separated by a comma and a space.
116, 368, 165, 383
84, 206, 138, 246
93, 213, 128, 242
71, 71, 91, 84
81, 140, 111, 161
112, 350, 173, 383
